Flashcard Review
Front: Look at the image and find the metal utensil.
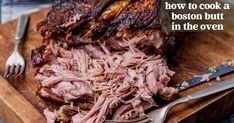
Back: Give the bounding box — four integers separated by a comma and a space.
105, 116, 152, 123
4, 14, 29, 77
106, 77, 234, 123
147, 77, 234, 123
176, 61, 234, 91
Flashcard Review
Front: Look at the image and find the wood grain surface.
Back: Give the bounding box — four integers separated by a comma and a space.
0, 76, 46, 123
0, 8, 233, 123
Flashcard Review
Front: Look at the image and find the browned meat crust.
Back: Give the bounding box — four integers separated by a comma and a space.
91, 0, 160, 39
36, 87, 64, 103
37, 0, 117, 37
31, 45, 51, 67
36, 0, 163, 40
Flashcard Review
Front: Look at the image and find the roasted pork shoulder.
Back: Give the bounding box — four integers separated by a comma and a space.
32, 0, 179, 122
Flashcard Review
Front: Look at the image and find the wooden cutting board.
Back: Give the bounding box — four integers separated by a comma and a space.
0, 8, 233, 123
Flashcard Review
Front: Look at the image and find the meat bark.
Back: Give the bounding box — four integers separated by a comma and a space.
37, 0, 117, 37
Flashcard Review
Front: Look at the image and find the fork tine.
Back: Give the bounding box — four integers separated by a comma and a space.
8, 65, 15, 77
13, 64, 21, 77
16, 64, 25, 76
4, 64, 10, 78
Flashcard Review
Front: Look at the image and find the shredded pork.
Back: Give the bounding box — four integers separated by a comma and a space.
34, 36, 176, 122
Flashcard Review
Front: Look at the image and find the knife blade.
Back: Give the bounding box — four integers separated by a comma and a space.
176, 60, 234, 91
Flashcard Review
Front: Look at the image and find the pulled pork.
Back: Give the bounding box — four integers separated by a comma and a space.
34, 36, 176, 122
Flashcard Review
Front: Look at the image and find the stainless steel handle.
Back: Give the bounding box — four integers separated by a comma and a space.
14, 14, 29, 50
189, 78, 234, 99
171, 77, 234, 106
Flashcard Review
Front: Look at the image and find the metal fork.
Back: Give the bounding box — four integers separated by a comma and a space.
4, 14, 29, 77
106, 77, 234, 123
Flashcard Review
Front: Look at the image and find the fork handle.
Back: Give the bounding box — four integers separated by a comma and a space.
15, 14, 29, 50
171, 77, 234, 106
